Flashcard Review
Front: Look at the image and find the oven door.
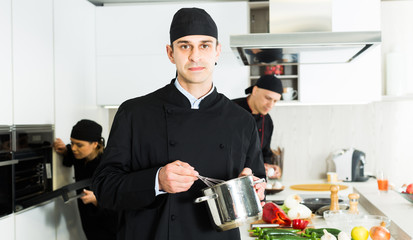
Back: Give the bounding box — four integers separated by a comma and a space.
0, 127, 14, 217
12, 125, 53, 211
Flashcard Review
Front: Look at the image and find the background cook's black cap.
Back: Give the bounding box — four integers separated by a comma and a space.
71, 119, 102, 142
245, 75, 283, 95
170, 7, 218, 44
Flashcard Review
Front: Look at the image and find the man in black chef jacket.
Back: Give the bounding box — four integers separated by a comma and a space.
233, 75, 283, 179
92, 7, 266, 240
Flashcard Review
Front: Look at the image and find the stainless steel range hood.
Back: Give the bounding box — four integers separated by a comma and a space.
230, 0, 381, 65
230, 31, 381, 65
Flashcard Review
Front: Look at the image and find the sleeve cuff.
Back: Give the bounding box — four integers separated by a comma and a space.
155, 167, 167, 196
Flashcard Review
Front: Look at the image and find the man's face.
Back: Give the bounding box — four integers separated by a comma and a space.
166, 35, 221, 86
251, 87, 282, 115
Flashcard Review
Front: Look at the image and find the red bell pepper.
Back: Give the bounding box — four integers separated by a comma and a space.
262, 202, 292, 226
292, 219, 309, 230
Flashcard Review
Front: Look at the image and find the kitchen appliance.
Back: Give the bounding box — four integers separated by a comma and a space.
230, 0, 381, 65
11, 125, 54, 211
194, 175, 264, 231
331, 148, 369, 182
0, 126, 14, 217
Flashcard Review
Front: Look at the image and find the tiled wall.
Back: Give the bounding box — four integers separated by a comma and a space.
271, 100, 413, 187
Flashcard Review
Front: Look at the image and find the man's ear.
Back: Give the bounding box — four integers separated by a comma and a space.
166, 44, 175, 64
215, 42, 222, 61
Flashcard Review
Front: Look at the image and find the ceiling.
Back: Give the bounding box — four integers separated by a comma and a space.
87, 0, 245, 7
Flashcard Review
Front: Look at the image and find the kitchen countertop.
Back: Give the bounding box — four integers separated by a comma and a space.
239, 179, 413, 240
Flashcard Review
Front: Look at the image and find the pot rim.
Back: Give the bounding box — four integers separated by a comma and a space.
200, 175, 253, 191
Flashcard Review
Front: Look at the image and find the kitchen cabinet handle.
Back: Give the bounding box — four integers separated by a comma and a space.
0, 159, 19, 167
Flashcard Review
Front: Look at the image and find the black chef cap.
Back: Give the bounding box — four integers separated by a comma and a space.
245, 75, 283, 95
70, 119, 102, 142
170, 7, 218, 44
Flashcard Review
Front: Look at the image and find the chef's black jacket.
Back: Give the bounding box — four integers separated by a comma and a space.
232, 97, 274, 164
63, 146, 118, 240
92, 80, 265, 240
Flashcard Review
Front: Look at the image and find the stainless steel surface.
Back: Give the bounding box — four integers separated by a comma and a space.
230, 0, 381, 65
231, 31, 381, 65
194, 175, 263, 231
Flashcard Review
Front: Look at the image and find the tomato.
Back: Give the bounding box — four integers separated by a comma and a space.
406, 183, 413, 194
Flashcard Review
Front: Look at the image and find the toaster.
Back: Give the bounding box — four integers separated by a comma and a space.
331, 148, 369, 182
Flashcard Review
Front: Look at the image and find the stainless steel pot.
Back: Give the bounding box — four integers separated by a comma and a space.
194, 175, 265, 231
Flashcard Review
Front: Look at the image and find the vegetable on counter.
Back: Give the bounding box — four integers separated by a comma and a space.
249, 227, 301, 239
292, 219, 309, 230
369, 222, 391, 240
262, 202, 292, 226
281, 194, 312, 219
302, 228, 341, 239
337, 231, 351, 240
320, 229, 337, 240
351, 226, 369, 240
287, 203, 312, 219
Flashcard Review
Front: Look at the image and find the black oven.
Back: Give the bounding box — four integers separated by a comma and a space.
12, 125, 54, 211
0, 126, 14, 217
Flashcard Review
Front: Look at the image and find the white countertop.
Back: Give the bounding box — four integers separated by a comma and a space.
239, 179, 413, 240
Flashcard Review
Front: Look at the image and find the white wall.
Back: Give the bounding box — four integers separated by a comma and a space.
381, 1, 413, 95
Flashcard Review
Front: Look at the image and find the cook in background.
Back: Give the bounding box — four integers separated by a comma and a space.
53, 119, 117, 240
233, 75, 283, 179
92, 7, 266, 240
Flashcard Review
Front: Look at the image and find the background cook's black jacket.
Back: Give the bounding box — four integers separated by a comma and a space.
63, 146, 118, 240
92, 80, 265, 240
232, 97, 274, 164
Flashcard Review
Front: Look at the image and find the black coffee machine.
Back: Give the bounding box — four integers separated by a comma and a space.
333, 148, 369, 182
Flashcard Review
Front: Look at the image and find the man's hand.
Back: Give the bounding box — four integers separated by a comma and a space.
80, 189, 98, 206
264, 163, 282, 179
158, 160, 199, 193
239, 168, 266, 206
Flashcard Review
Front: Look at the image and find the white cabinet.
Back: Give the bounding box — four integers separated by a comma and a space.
299, 0, 381, 104
96, 2, 250, 106
0, 215, 14, 240
0, 0, 13, 125
12, 0, 54, 124
15, 201, 56, 240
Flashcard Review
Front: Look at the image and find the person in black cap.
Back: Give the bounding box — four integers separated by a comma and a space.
233, 75, 283, 179
92, 7, 265, 240
53, 119, 117, 240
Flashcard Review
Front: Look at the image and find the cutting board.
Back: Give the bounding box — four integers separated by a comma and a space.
290, 183, 348, 191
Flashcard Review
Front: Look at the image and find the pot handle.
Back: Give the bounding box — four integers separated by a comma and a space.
194, 193, 218, 203
252, 178, 266, 185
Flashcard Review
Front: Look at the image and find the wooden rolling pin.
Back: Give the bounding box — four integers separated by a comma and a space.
329, 185, 339, 211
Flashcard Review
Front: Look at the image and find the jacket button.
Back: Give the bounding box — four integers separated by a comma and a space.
171, 215, 176, 221
169, 140, 176, 146
258, 129, 262, 132
167, 109, 173, 114
219, 144, 224, 149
